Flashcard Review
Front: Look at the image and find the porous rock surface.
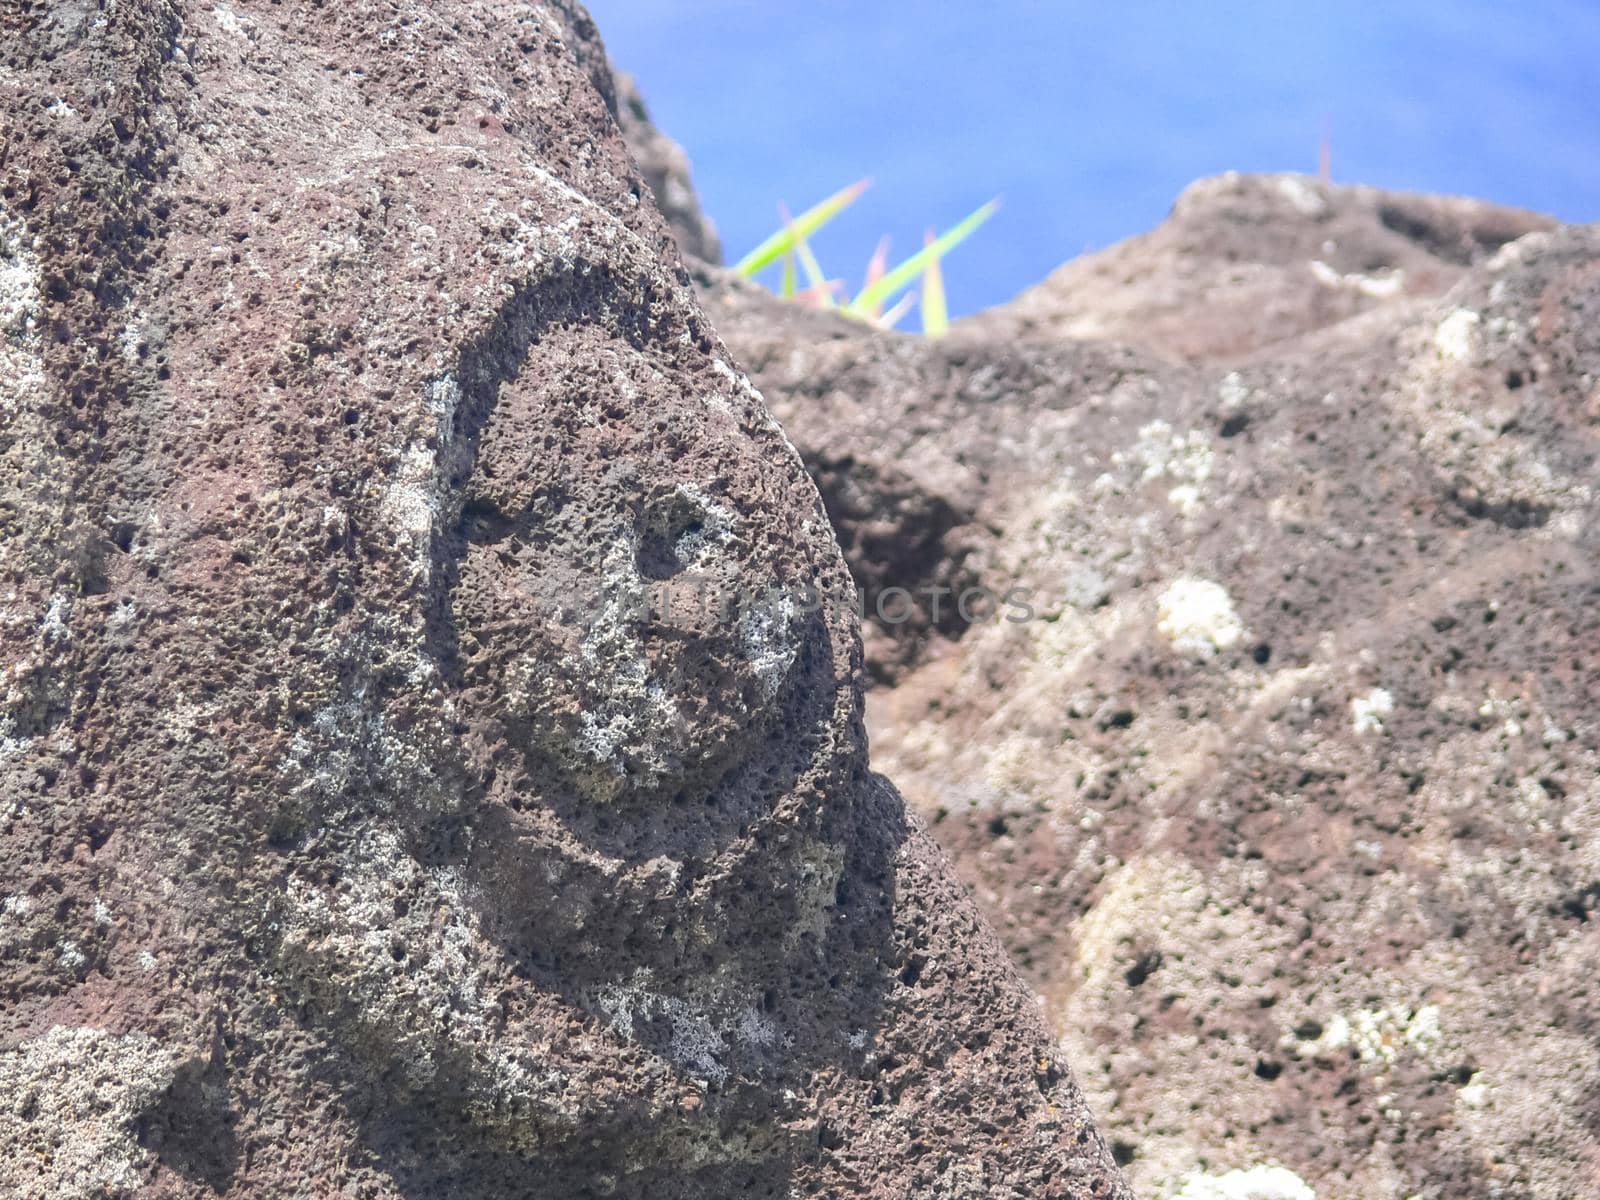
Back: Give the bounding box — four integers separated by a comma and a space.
701, 174, 1600, 1198
612, 70, 721, 265
975, 172, 1558, 365
0, 4, 1130, 1198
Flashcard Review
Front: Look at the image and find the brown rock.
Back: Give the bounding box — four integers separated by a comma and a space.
612, 70, 722, 264
975, 171, 1555, 364
0, 4, 1127, 1198
705, 176, 1600, 1198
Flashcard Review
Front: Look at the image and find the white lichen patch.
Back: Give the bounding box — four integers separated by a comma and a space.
654, 996, 728, 1082
1444, 1028, 1599, 1198
1396, 305, 1592, 526
735, 1005, 778, 1049
1101, 420, 1219, 516
1275, 174, 1329, 219
1157, 577, 1244, 660
379, 373, 460, 581
210, 4, 256, 39
41, 594, 72, 644
1218, 371, 1250, 411
106, 598, 137, 635
469, 197, 584, 284
0, 206, 46, 420
0, 211, 42, 340
648, 483, 734, 573
1123, 420, 1214, 486
0, 716, 29, 767
768, 838, 846, 960
708, 355, 770, 414
1398, 1003, 1442, 1054
117, 319, 143, 364
1283, 1004, 1442, 1069
1067, 854, 1296, 1033
1455, 1071, 1489, 1110
1433, 308, 1481, 362
1485, 230, 1552, 272
595, 972, 764, 1086
1477, 689, 1529, 739
1167, 483, 1203, 517
534, 538, 685, 796
157, 695, 209, 747
56, 938, 87, 973
1061, 563, 1111, 610
1309, 258, 1404, 298
1285, 1013, 1352, 1060
0, 1026, 184, 1199
1350, 687, 1394, 734
1169, 1163, 1316, 1200
382, 442, 442, 534
279, 826, 490, 1089
738, 587, 799, 701
1073, 856, 1202, 987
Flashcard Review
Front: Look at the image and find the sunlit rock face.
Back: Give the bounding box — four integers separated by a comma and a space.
700, 172, 1600, 1199
0, 4, 1129, 1198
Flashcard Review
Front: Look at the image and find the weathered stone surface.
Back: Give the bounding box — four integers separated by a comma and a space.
612, 70, 722, 265
0, 4, 1128, 1197
703, 175, 1600, 1197
973, 171, 1555, 365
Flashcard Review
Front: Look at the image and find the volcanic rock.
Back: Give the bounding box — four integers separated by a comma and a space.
0, 4, 1129, 1198
703, 174, 1600, 1198
612, 70, 722, 264
976, 171, 1556, 364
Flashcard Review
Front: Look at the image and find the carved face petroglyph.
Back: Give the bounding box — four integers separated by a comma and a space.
438, 326, 823, 830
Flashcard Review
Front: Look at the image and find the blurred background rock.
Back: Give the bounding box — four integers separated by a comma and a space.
592, 0, 1599, 316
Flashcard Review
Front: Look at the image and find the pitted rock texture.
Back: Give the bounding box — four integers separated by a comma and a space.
612, 70, 721, 265
0, 5, 1129, 1198
972, 171, 1556, 365
701, 175, 1600, 1198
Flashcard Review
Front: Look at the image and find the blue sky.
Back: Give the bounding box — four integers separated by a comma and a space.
589, 0, 1600, 317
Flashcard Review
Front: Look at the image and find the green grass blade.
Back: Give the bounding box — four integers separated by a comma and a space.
780, 249, 797, 298
920, 228, 948, 337
781, 203, 834, 309
850, 198, 999, 317
792, 282, 837, 305
858, 236, 891, 316
734, 178, 872, 276
878, 290, 917, 330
